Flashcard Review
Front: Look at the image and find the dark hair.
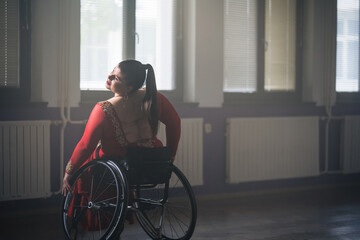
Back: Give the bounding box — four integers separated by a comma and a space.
118, 60, 158, 135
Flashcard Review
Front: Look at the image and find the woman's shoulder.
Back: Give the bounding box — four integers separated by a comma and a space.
96, 100, 113, 112
157, 91, 166, 98
97, 100, 110, 106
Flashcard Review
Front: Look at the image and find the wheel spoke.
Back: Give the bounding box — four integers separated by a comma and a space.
90, 175, 94, 201
98, 210, 102, 236
92, 167, 108, 201
167, 207, 188, 233
92, 179, 116, 202
165, 209, 179, 238
93, 196, 119, 205
167, 204, 191, 219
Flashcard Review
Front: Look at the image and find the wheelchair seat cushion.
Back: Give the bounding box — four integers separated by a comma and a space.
126, 147, 172, 185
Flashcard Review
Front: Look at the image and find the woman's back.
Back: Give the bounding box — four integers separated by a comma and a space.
107, 89, 153, 143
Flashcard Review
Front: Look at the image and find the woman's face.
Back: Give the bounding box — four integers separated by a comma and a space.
105, 66, 130, 96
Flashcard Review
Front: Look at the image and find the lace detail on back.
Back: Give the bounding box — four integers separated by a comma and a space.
99, 101, 127, 146
98, 101, 155, 147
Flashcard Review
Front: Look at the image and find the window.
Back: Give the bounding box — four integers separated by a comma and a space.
80, 0, 123, 91
223, 0, 301, 103
336, 0, 359, 93
135, 0, 175, 90
223, 0, 257, 93
80, 0, 179, 98
0, 0, 31, 103
264, 0, 296, 91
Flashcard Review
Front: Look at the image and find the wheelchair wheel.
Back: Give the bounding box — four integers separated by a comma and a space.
61, 160, 129, 240
134, 165, 197, 240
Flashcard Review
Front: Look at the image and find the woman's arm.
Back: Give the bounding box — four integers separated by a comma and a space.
157, 93, 181, 160
62, 104, 105, 195
65, 104, 105, 175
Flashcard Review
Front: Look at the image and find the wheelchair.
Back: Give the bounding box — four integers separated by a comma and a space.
61, 147, 197, 240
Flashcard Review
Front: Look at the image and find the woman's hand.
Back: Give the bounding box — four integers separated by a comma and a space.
62, 172, 72, 196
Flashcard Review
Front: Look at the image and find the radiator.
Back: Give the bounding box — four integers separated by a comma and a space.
0, 121, 51, 201
342, 116, 360, 174
158, 118, 203, 186
226, 117, 319, 183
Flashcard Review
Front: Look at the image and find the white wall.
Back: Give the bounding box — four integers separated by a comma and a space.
183, 0, 224, 107
31, 0, 80, 107
183, 0, 196, 103
302, 0, 336, 106
193, 0, 224, 107
31, 0, 59, 106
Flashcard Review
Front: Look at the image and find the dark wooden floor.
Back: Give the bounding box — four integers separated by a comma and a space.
1, 184, 360, 240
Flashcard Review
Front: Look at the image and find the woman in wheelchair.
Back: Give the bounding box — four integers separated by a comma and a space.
61, 60, 197, 240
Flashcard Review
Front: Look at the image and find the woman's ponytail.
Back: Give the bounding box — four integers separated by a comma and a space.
143, 64, 158, 136
118, 60, 159, 136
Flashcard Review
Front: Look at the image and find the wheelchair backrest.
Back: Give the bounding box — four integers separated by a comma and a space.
126, 147, 172, 185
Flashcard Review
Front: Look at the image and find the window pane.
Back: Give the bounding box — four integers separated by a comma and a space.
336, 0, 359, 92
223, 0, 257, 93
337, 42, 345, 79
0, 0, 19, 88
264, 0, 296, 92
136, 0, 175, 90
80, 0, 123, 90
338, 19, 344, 35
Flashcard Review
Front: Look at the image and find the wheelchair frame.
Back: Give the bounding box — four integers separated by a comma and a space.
61, 147, 197, 240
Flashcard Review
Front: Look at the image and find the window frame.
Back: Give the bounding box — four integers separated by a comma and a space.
80, 0, 183, 104
223, 0, 303, 105
0, 0, 31, 104
335, 0, 360, 104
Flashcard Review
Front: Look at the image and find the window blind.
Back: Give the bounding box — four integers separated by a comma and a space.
80, 0, 124, 90
264, 0, 296, 92
336, 0, 359, 92
135, 0, 175, 90
0, 0, 19, 88
223, 0, 257, 93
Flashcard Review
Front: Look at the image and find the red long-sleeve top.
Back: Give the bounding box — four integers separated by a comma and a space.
65, 92, 181, 175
